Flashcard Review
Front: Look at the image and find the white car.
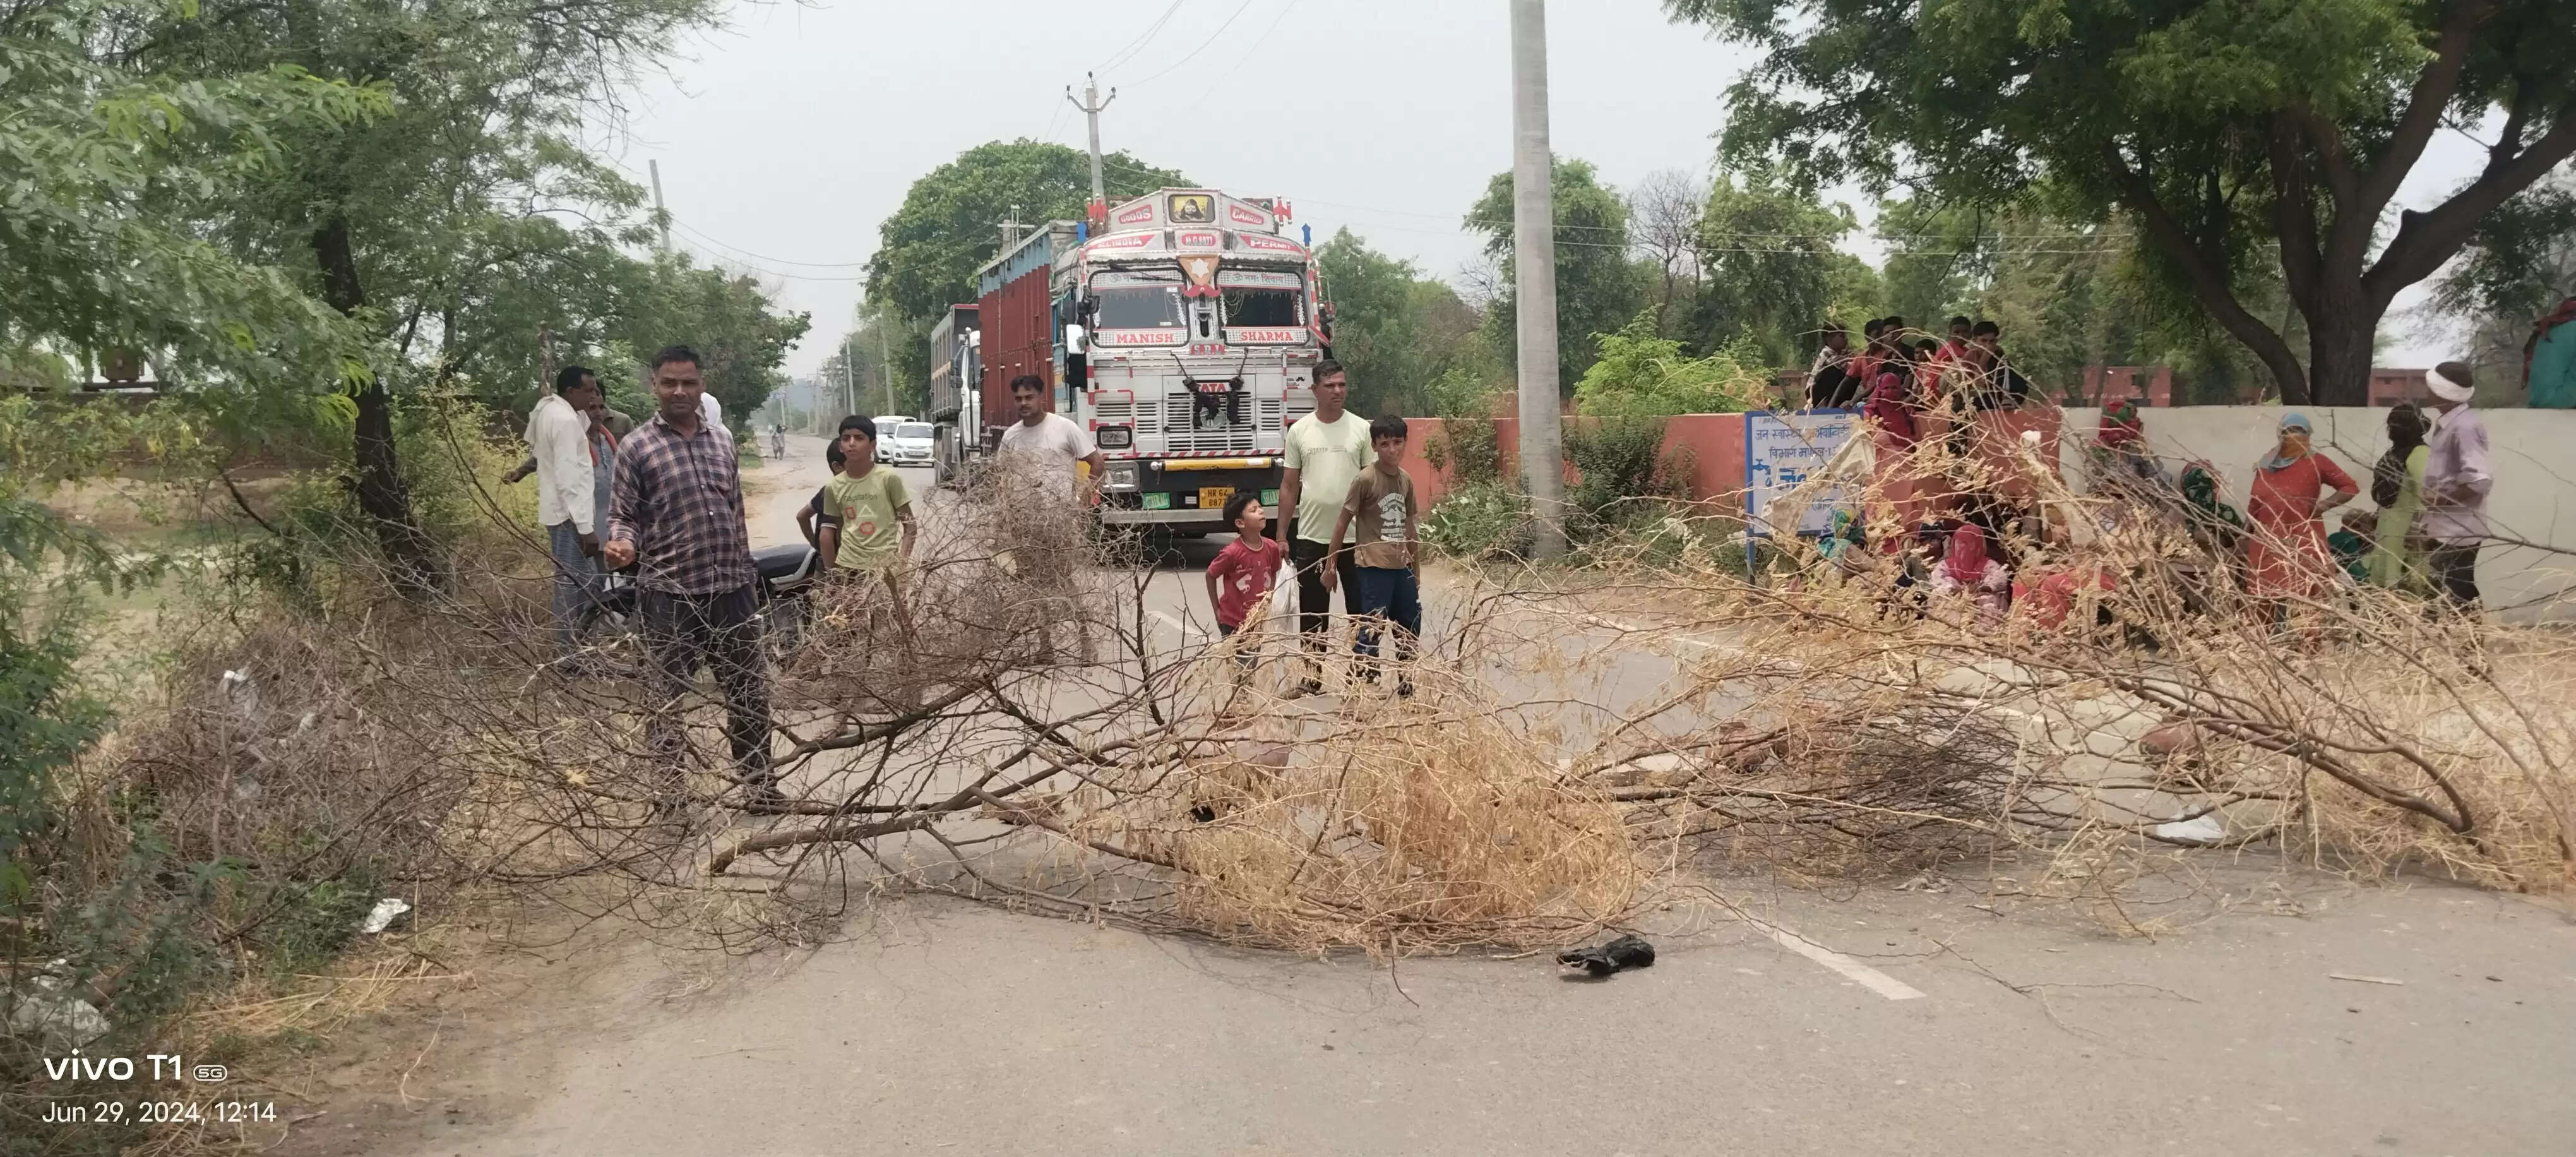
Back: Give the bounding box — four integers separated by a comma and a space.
879, 419, 934, 467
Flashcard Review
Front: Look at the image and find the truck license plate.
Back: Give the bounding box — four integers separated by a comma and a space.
1198, 486, 1231, 512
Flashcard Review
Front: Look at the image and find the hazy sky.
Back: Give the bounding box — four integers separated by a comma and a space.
610, 0, 2486, 379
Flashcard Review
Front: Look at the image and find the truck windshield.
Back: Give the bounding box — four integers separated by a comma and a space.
1221, 287, 1303, 328
897, 423, 931, 441
1094, 285, 1183, 329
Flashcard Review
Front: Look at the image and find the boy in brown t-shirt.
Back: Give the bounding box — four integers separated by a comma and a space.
1323, 416, 1420, 695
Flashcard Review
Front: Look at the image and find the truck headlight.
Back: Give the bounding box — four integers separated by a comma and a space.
1097, 424, 1133, 449
1103, 462, 1140, 492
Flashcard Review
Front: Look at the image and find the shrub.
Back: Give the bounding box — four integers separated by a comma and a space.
1421, 417, 1502, 488
1423, 481, 1533, 562
1565, 416, 1688, 537
1572, 316, 1769, 417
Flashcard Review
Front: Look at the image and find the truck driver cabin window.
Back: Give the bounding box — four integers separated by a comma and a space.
1219, 287, 1303, 328
1092, 282, 1183, 330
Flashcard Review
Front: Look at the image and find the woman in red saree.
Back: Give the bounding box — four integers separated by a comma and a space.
2245, 412, 2359, 624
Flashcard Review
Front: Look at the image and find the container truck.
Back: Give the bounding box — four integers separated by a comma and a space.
926, 303, 981, 483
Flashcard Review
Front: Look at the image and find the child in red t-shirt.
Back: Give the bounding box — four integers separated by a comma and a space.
1205, 490, 1281, 654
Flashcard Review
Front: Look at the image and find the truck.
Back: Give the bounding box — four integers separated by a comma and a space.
926, 303, 981, 481
938, 188, 1330, 536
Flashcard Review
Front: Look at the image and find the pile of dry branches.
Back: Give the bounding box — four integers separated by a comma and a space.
68, 442, 2570, 976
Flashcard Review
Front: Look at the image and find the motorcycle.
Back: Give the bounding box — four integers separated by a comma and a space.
575, 543, 821, 668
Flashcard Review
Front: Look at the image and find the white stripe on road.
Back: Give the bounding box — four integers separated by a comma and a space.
1148, 609, 1204, 639
1586, 615, 1720, 650
1757, 923, 1927, 1000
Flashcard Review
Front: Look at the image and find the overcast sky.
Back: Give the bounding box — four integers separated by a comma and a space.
609, 0, 2486, 379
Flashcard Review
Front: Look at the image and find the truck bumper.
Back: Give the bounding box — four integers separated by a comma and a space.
1098, 508, 1229, 527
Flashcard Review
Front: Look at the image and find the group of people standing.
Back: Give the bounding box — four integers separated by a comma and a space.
2102, 360, 2493, 625
519, 346, 775, 817
1808, 315, 2031, 415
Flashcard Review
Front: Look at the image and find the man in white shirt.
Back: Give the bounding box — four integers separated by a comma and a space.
1275, 359, 1373, 695
525, 366, 606, 663
699, 388, 724, 431
994, 373, 1105, 661
997, 373, 1104, 501
2419, 360, 2493, 612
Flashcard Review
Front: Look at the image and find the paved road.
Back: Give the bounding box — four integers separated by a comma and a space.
376, 876, 2572, 1157
344, 448, 2576, 1156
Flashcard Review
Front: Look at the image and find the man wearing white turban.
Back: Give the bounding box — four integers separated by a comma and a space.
2418, 361, 2490, 611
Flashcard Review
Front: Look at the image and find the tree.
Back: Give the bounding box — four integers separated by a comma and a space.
1315, 229, 1491, 417
2430, 173, 2576, 394
1668, 0, 2576, 406
1465, 157, 1648, 395
1628, 169, 1710, 337
1, 1, 381, 393
129, 0, 731, 585
866, 141, 1189, 392
1688, 169, 1854, 364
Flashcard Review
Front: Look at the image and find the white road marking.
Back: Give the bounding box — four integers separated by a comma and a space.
1147, 609, 1203, 639
1756, 922, 1928, 1000
1587, 615, 1721, 650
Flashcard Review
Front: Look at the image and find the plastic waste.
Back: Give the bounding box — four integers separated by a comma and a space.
6, 966, 109, 1047
357, 898, 412, 934
2152, 813, 2227, 844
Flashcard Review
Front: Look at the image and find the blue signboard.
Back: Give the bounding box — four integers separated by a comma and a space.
1743, 409, 1861, 539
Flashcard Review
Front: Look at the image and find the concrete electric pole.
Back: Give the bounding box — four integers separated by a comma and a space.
648, 159, 672, 253
841, 337, 857, 423
1066, 73, 1118, 221
877, 318, 897, 416
1510, 0, 1568, 558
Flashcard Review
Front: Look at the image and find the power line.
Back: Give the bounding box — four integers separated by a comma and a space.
672, 219, 872, 268
1123, 0, 1260, 87
1097, 0, 1188, 75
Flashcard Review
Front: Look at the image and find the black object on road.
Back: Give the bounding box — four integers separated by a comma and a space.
1558, 934, 1655, 978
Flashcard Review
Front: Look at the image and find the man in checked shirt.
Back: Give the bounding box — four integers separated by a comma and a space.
603, 345, 784, 818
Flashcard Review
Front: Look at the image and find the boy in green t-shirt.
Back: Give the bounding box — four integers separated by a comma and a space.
822, 416, 916, 580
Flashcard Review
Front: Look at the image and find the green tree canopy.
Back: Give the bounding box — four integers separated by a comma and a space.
864, 140, 1188, 392
1687, 169, 1854, 365
1315, 229, 1493, 418
1668, 0, 2576, 405
125, 0, 736, 582
1, 0, 383, 392
1465, 157, 1648, 395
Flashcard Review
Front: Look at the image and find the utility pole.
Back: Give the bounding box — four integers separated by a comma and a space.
1510, 0, 1568, 559
998, 206, 1026, 251
841, 337, 856, 423
648, 160, 672, 253
876, 317, 897, 416
1065, 73, 1118, 224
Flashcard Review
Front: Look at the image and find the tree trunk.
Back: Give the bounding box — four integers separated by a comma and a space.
2303, 279, 2380, 407
312, 212, 441, 595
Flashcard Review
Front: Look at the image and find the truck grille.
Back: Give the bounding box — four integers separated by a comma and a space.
1163, 396, 1260, 454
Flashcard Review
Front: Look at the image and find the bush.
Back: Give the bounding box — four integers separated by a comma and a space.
1421, 418, 1502, 487
1565, 416, 1688, 537
1571, 316, 1769, 417
1423, 481, 1534, 562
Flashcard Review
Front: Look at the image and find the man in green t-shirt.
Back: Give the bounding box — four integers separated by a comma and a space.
1275, 359, 1374, 695
822, 416, 917, 579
